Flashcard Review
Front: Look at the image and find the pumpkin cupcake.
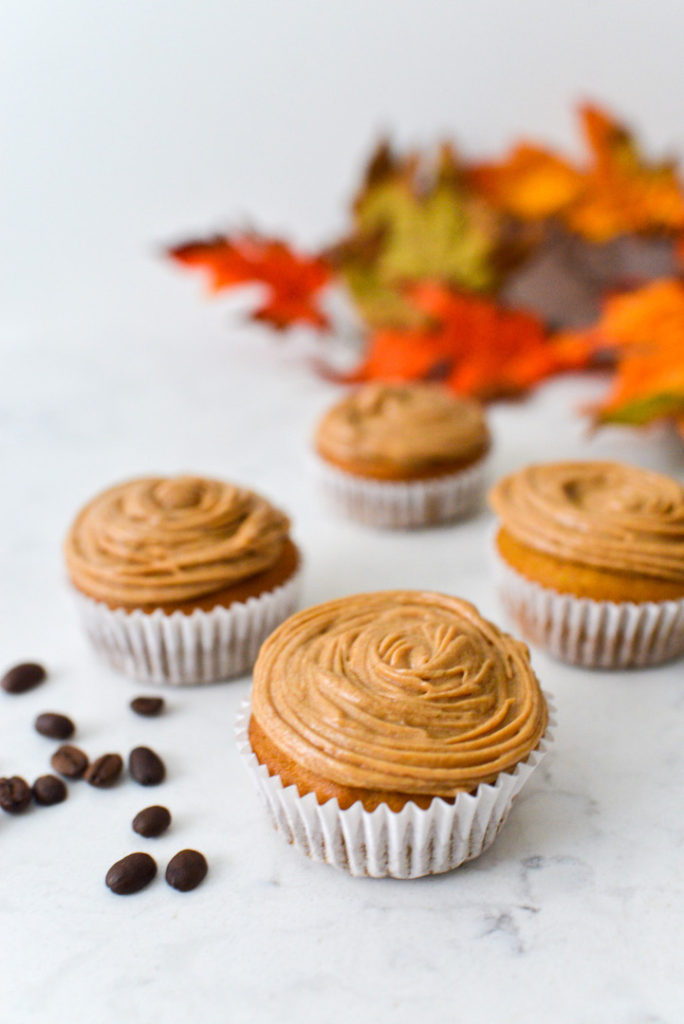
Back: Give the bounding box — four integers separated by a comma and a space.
65, 475, 301, 684
489, 461, 684, 667
237, 590, 551, 878
314, 383, 490, 527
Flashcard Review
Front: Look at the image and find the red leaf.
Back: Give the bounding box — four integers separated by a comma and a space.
168, 234, 331, 330
338, 283, 592, 400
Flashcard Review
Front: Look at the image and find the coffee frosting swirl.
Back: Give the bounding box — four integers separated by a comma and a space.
65, 476, 291, 606
251, 591, 547, 796
315, 384, 490, 470
490, 461, 684, 583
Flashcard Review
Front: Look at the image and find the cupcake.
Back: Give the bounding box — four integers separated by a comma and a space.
314, 383, 490, 527
489, 461, 684, 668
64, 475, 301, 684
238, 590, 551, 878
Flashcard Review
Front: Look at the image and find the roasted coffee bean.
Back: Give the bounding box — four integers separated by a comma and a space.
132, 805, 171, 838
1, 662, 46, 694
129, 746, 165, 786
32, 774, 67, 806
0, 776, 32, 813
165, 849, 208, 892
35, 712, 75, 740
85, 753, 123, 788
130, 696, 164, 717
106, 852, 157, 895
51, 744, 89, 779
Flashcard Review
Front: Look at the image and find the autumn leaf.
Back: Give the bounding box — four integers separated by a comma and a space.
329, 142, 530, 329
469, 104, 684, 242
559, 278, 684, 434
168, 234, 331, 330
568, 105, 684, 241
500, 226, 682, 330
336, 283, 592, 400
165, 105, 684, 445
468, 144, 582, 221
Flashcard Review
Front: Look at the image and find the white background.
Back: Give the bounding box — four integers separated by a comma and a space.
2, 3, 683, 1023
3, 0, 684, 323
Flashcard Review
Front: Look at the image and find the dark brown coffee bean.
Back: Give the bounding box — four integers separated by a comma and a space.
32, 774, 67, 806
1, 662, 46, 694
132, 805, 171, 838
106, 852, 157, 895
85, 753, 123, 788
165, 849, 208, 892
0, 776, 32, 813
130, 696, 164, 717
35, 712, 75, 740
129, 746, 165, 786
51, 744, 89, 779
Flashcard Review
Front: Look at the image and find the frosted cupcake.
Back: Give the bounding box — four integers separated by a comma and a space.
489, 461, 684, 667
314, 383, 490, 527
237, 590, 551, 878
65, 475, 301, 684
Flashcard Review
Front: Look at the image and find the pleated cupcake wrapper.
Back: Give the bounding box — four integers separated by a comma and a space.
72, 569, 302, 685
315, 456, 487, 528
492, 547, 684, 668
235, 699, 554, 879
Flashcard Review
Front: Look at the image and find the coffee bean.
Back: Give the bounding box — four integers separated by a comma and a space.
165, 849, 208, 892
51, 744, 89, 779
1, 662, 46, 694
85, 753, 123, 788
130, 696, 164, 717
33, 774, 67, 806
106, 852, 157, 895
129, 746, 165, 786
35, 712, 75, 740
0, 776, 32, 813
132, 805, 171, 838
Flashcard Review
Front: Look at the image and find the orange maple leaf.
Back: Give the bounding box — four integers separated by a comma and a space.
558, 278, 684, 434
568, 105, 684, 241
469, 104, 684, 242
468, 144, 582, 221
339, 284, 592, 400
168, 234, 331, 330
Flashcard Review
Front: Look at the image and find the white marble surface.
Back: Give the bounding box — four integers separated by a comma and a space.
1, 285, 683, 1023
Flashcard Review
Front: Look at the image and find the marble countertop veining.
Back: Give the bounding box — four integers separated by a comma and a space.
1, 289, 683, 1024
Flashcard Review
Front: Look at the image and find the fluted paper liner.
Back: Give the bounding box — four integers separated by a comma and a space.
492, 547, 684, 668
316, 456, 487, 528
235, 698, 554, 878
72, 569, 301, 685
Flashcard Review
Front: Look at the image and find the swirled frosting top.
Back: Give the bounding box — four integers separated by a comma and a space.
251, 591, 547, 797
315, 383, 490, 469
65, 476, 291, 606
490, 461, 684, 583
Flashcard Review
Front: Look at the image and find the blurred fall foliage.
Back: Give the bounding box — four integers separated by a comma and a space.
168, 103, 684, 440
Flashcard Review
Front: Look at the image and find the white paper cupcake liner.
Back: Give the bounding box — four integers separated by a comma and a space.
235, 698, 554, 878
492, 547, 684, 668
72, 568, 302, 685
315, 456, 487, 528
